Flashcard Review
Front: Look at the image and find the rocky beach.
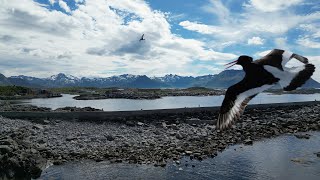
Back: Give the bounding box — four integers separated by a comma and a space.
1, 102, 320, 179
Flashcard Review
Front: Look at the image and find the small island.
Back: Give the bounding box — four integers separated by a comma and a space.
52, 87, 226, 100
0, 86, 62, 100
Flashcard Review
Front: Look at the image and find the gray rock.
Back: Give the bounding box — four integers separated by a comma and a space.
0, 139, 13, 145
137, 122, 144, 126
37, 139, 46, 144
126, 121, 135, 126
43, 120, 50, 125
33, 125, 44, 130
176, 133, 184, 140
185, 151, 193, 155
66, 136, 77, 141
0, 145, 12, 154
244, 139, 253, 145
162, 122, 167, 129
105, 135, 115, 141
294, 134, 311, 139
170, 124, 179, 130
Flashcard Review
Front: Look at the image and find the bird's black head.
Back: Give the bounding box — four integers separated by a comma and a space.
236, 55, 253, 65
225, 55, 253, 69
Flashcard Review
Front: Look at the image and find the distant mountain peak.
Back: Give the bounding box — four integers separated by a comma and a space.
48, 73, 79, 81
3, 71, 320, 89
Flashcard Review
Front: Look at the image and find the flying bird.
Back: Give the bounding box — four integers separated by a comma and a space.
217, 49, 315, 130
139, 34, 145, 41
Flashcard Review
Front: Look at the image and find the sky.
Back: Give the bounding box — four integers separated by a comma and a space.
0, 0, 319, 80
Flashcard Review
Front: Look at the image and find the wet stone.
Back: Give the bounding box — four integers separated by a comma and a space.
244, 139, 253, 145
0, 145, 12, 154
294, 134, 311, 139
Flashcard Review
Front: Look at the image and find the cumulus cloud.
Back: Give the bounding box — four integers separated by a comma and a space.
180, 0, 320, 47
58, 0, 71, 13
297, 37, 320, 48
247, 37, 264, 45
245, 0, 303, 12
0, 0, 236, 78
48, 0, 56, 5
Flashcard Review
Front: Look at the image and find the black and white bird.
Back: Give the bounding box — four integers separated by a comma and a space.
139, 34, 145, 41
217, 49, 315, 130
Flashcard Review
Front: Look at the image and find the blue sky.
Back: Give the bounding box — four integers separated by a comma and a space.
0, 0, 319, 80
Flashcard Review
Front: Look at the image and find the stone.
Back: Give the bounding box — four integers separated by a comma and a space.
0, 145, 12, 154
66, 136, 77, 141
185, 151, 193, 155
137, 122, 144, 126
176, 147, 184, 152
294, 134, 311, 139
243, 139, 253, 145
126, 121, 135, 127
162, 122, 167, 129
106, 135, 115, 141
176, 133, 184, 140
171, 124, 179, 130
37, 139, 46, 144
53, 160, 63, 165
0, 139, 13, 145
43, 120, 50, 125
33, 125, 44, 130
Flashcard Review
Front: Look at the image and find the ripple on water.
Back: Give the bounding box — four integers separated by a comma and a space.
40, 132, 320, 180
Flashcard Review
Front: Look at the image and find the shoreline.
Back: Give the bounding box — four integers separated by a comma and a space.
0, 101, 319, 121
0, 102, 320, 178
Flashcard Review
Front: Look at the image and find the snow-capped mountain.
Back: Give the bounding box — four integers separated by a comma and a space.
5, 71, 320, 88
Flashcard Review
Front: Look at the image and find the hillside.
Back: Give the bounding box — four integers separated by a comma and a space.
2, 71, 320, 89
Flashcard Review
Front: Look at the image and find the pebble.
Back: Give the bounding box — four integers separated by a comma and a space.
294, 134, 311, 139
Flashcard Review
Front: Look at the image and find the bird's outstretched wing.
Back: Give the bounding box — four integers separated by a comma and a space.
254, 49, 315, 91
139, 34, 145, 41
254, 49, 309, 70
217, 80, 274, 130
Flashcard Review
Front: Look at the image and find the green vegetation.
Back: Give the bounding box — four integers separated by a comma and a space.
0, 86, 62, 100
49, 87, 102, 95
0, 86, 31, 96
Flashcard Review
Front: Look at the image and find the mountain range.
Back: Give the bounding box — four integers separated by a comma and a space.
1, 70, 320, 89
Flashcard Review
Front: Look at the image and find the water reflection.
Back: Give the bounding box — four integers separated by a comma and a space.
19, 93, 320, 111
40, 132, 320, 180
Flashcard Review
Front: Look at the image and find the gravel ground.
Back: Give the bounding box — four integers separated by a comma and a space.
1, 103, 320, 179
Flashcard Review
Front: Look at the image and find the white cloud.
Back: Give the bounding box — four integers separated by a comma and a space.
254, 50, 272, 57
247, 36, 264, 45
245, 0, 303, 12
75, 0, 84, 3
297, 37, 320, 48
0, 0, 236, 78
202, 0, 231, 24
58, 0, 71, 13
179, 21, 222, 34
274, 37, 288, 48
180, 0, 320, 47
48, 0, 56, 5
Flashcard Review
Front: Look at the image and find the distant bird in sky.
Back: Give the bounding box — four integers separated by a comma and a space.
217, 49, 315, 130
139, 34, 145, 41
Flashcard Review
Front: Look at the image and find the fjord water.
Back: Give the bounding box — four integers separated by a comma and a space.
40, 132, 320, 180
20, 93, 320, 111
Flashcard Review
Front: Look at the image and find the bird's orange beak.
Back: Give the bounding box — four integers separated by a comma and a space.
224, 60, 238, 69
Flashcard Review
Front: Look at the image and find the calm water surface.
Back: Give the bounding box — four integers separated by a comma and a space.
20, 93, 320, 111
40, 132, 320, 180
